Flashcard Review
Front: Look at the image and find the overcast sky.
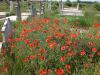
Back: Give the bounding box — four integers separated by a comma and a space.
49, 0, 100, 2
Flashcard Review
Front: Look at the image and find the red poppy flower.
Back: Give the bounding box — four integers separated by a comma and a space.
15, 38, 22, 42
3, 66, 8, 72
94, 24, 100, 27
29, 43, 34, 48
66, 40, 71, 45
23, 58, 29, 62
41, 56, 46, 61
66, 64, 71, 70
56, 69, 64, 75
38, 48, 43, 53
96, 36, 100, 39
61, 46, 66, 51
88, 42, 94, 47
25, 39, 30, 44
21, 20, 28, 25
86, 34, 93, 38
97, 51, 100, 56
70, 33, 78, 39
60, 56, 66, 62
66, 53, 72, 57
40, 69, 47, 75
49, 43, 54, 49
43, 30, 47, 33
92, 48, 97, 52
59, 34, 63, 38
28, 55, 34, 60
81, 50, 86, 56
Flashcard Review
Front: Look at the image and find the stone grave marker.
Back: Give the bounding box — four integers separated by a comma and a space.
1, 18, 12, 43
0, 18, 12, 52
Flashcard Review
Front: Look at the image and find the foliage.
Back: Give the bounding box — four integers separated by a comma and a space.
65, 0, 72, 7
0, 2, 9, 12
0, 21, 3, 42
5, 12, 15, 17
51, 1, 59, 13
0, 1, 29, 12
68, 16, 93, 28
94, 3, 100, 11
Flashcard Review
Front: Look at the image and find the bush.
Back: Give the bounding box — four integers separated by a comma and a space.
94, 3, 100, 11
65, 0, 72, 7
51, 1, 59, 13
68, 16, 93, 28
0, 21, 3, 42
5, 12, 15, 17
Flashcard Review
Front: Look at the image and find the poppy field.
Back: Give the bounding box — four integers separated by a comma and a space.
0, 17, 100, 75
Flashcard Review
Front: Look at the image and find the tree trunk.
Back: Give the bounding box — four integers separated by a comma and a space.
16, 0, 21, 20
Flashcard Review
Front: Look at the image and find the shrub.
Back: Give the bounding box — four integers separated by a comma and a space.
51, 1, 59, 13
94, 3, 100, 11
0, 21, 3, 42
68, 16, 93, 28
5, 12, 15, 17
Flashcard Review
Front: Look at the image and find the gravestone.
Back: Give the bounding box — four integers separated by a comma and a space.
31, 6, 37, 17
1, 18, 12, 43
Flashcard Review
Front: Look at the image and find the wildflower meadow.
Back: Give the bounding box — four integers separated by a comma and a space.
0, 17, 100, 75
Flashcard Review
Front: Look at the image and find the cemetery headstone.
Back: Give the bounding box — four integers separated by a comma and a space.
31, 6, 37, 17
1, 18, 12, 43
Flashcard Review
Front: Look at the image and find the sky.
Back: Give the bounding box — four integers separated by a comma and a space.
49, 0, 100, 2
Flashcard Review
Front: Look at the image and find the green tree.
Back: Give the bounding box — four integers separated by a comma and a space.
94, 3, 100, 11
77, 0, 80, 3
65, 0, 72, 7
